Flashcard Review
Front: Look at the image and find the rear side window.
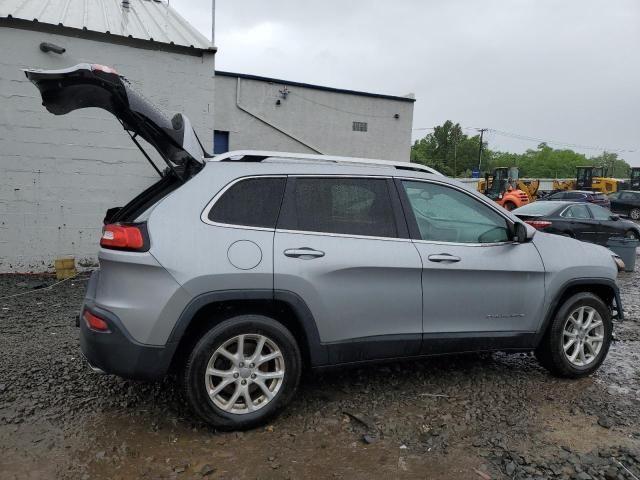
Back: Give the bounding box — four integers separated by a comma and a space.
562, 204, 590, 219
208, 177, 286, 228
280, 177, 398, 238
548, 192, 566, 200
566, 192, 586, 200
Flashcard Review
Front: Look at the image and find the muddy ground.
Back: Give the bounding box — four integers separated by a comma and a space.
0, 269, 639, 480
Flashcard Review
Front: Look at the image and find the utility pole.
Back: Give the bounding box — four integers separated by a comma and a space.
453, 140, 457, 178
452, 129, 460, 178
477, 128, 487, 171
211, 0, 216, 47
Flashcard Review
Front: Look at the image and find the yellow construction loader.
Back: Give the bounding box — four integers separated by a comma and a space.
553, 166, 620, 193
477, 167, 539, 204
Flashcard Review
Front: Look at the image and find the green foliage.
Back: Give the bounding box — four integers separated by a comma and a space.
410, 121, 482, 177
411, 122, 632, 178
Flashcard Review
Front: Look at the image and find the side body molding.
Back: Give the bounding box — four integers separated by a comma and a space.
166, 289, 328, 366
534, 277, 623, 344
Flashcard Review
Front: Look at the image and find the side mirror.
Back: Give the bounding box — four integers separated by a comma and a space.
610, 214, 620, 221
513, 222, 530, 243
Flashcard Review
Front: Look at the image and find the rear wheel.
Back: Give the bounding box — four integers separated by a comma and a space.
183, 315, 301, 430
503, 201, 517, 211
624, 229, 639, 240
629, 208, 640, 221
535, 292, 612, 378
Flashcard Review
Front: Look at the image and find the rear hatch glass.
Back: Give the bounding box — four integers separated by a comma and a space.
25, 63, 206, 180
25, 63, 209, 222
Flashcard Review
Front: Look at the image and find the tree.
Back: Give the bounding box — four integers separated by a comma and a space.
411, 122, 632, 179
590, 151, 628, 178
410, 121, 485, 177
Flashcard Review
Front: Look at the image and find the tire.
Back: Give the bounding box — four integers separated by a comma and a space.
535, 292, 612, 378
624, 229, 639, 240
183, 315, 301, 430
504, 201, 517, 211
629, 208, 640, 221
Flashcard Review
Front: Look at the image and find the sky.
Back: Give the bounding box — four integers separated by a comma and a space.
171, 0, 640, 166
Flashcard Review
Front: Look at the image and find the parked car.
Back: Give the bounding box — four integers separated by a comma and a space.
608, 190, 640, 220
539, 190, 611, 209
512, 201, 640, 243
26, 64, 624, 430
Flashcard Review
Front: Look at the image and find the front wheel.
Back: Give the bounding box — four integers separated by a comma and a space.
629, 208, 640, 221
535, 292, 612, 378
624, 229, 639, 240
183, 315, 301, 430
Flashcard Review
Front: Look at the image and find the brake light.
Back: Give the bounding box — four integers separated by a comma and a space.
100, 223, 147, 251
83, 310, 109, 332
525, 220, 552, 230
91, 64, 119, 75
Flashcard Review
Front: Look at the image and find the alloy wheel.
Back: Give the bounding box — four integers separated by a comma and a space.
562, 306, 605, 367
630, 208, 640, 221
205, 334, 285, 414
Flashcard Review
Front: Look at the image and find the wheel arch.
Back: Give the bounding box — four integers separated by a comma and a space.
166, 290, 328, 373
535, 278, 622, 345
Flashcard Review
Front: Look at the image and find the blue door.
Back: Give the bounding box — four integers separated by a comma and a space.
214, 130, 229, 154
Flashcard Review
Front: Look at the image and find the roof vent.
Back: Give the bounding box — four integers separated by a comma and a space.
122, 0, 130, 8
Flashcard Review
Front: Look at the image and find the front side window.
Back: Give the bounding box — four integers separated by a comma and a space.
208, 177, 286, 228
588, 204, 613, 220
402, 180, 510, 243
620, 192, 637, 201
281, 177, 397, 237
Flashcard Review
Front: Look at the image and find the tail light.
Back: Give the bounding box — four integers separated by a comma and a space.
100, 223, 149, 251
83, 310, 110, 332
525, 220, 552, 230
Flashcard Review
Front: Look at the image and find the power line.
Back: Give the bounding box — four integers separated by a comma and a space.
412, 126, 636, 153
288, 90, 397, 118
487, 128, 636, 153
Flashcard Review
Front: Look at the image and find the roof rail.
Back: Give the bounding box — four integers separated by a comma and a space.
209, 150, 442, 176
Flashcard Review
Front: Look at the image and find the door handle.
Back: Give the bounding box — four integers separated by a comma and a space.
428, 253, 461, 263
284, 248, 325, 259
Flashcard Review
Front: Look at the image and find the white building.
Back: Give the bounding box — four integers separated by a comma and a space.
0, 0, 416, 273
214, 71, 415, 160
0, 0, 215, 272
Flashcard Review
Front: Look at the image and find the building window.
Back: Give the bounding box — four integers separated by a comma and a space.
214, 130, 230, 154
352, 121, 368, 132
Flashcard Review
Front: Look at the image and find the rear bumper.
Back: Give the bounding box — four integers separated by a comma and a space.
80, 301, 174, 381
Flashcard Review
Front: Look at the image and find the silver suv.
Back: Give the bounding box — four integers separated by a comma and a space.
27, 65, 624, 430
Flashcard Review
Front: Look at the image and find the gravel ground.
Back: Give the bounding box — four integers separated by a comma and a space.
0, 269, 639, 480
